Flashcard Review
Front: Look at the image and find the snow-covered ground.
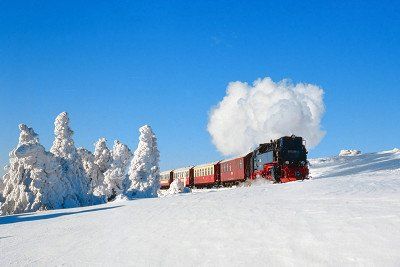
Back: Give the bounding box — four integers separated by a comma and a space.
1, 150, 399, 266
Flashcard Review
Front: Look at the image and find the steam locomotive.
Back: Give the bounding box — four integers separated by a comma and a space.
160, 135, 309, 189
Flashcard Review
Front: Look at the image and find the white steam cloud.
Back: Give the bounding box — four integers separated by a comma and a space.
207, 76, 325, 156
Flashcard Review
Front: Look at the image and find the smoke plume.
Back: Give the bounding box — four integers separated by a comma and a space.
207, 76, 325, 156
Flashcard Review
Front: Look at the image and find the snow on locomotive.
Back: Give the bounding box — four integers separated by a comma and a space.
160, 135, 309, 188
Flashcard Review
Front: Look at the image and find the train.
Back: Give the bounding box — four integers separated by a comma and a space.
160, 135, 309, 189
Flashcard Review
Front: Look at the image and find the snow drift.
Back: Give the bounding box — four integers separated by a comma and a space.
208, 76, 325, 156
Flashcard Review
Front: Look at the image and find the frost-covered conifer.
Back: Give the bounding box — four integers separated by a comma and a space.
18, 123, 39, 144
104, 140, 132, 200
50, 112, 95, 206
1, 124, 80, 215
94, 138, 112, 173
50, 112, 76, 160
0, 176, 4, 203
126, 125, 160, 198
77, 148, 106, 199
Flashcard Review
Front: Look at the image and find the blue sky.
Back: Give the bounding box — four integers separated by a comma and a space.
1, 0, 399, 173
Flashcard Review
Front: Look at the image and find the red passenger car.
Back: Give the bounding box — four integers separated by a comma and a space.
193, 161, 220, 187
172, 166, 194, 187
220, 154, 251, 185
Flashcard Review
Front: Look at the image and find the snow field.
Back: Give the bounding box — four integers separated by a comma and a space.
1, 149, 399, 266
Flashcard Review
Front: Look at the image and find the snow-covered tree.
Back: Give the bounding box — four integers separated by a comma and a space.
104, 140, 133, 200
50, 112, 99, 206
94, 138, 112, 173
1, 124, 80, 215
18, 123, 39, 144
126, 125, 160, 198
50, 112, 76, 160
0, 175, 4, 203
77, 147, 106, 199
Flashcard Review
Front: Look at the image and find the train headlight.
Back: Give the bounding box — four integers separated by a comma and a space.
285, 161, 289, 165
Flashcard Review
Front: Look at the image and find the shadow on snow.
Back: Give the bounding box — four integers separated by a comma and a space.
0, 205, 123, 226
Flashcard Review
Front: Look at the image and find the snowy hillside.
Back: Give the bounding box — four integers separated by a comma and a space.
1, 150, 399, 266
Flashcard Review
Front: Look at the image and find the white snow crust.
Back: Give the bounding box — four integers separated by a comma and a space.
1, 149, 399, 265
